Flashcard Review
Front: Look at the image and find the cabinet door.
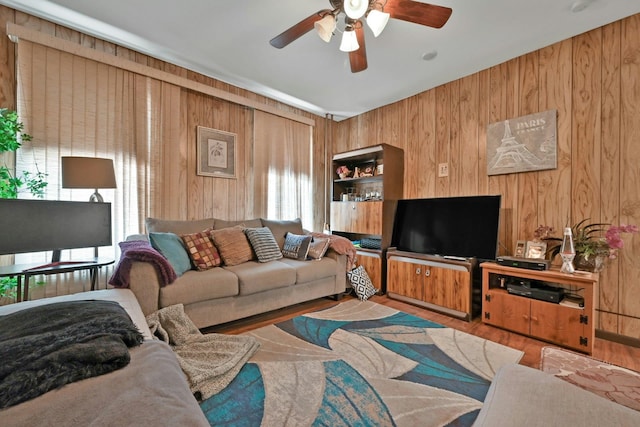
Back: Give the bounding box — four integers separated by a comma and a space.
330, 201, 353, 231
484, 291, 531, 336
357, 250, 382, 291
424, 266, 471, 313
530, 299, 588, 352
351, 201, 383, 234
387, 258, 423, 300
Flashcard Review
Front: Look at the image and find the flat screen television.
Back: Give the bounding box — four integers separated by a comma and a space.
391, 195, 501, 261
0, 199, 112, 261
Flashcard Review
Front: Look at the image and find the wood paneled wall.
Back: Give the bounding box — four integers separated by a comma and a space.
0, 6, 330, 234
334, 14, 640, 338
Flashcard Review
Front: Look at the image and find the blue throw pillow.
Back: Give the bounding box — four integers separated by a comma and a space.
148, 232, 192, 276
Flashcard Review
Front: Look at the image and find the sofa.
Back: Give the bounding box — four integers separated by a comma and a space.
120, 217, 348, 329
473, 363, 640, 426
0, 289, 209, 426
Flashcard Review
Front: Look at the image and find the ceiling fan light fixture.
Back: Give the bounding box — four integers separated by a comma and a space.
339, 28, 359, 52
366, 9, 389, 37
314, 14, 337, 42
344, 0, 369, 19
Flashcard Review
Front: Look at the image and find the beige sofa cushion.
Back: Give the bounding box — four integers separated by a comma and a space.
224, 260, 296, 295
279, 257, 337, 284
214, 218, 262, 229
261, 218, 304, 249
159, 268, 239, 308
146, 217, 216, 235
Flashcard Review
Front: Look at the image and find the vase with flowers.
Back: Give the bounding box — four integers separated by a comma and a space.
336, 165, 352, 179
534, 220, 638, 272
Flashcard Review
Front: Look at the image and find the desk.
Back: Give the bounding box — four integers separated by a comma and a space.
0, 258, 114, 302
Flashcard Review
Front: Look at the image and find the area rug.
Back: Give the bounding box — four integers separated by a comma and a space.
540, 346, 640, 412
200, 300, 524, 426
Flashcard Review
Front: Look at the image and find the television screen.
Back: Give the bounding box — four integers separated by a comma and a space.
391, 195, 501, 261
0, 199, 112, 256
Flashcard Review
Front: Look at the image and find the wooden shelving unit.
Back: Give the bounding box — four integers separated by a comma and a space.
330, 144, 403, 293
481, 262, 598, 354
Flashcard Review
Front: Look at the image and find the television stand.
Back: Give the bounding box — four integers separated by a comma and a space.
386, 249, 479, 321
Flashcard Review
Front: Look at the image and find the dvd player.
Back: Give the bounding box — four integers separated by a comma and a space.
497, 256, 550, 271
507, 282, 563, 303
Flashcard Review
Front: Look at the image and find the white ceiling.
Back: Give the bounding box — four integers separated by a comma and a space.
3, 0, 640, 121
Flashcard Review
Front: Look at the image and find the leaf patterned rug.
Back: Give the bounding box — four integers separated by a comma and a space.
200, 300, 524, 426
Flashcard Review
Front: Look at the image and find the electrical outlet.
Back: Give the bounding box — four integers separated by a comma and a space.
438, 163, 449, 177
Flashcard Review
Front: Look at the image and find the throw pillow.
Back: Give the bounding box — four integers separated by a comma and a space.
209, 226, 255, 266
347, 265, 377, 301
282, 232, 312, 260
261, 218, 304, 250
307, 237, 330, 260
244, 227, 283, 263
180, 229, 221, 271
148, 232, 192, 276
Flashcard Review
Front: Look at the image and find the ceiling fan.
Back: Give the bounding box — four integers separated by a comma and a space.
269, 0, 452, 73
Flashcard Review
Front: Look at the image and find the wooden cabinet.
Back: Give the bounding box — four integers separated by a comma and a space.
481, 262, 597, 354
386, 250, 478, 320
331, 144, 403, 292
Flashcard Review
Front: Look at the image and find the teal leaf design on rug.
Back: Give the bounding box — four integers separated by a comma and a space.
314, 360, 393, 427
199, 363, 264, 426
277, 316, 349, 349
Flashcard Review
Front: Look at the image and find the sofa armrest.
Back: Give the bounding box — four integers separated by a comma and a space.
324, 248, 347, 293
126, 261, 161, 316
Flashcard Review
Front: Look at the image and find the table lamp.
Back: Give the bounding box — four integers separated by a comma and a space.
61, 156, 117, 203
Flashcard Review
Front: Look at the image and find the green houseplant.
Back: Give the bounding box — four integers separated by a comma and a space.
535, 220, 638, 272
0, 108, 47, 199
0, 108, 48, 301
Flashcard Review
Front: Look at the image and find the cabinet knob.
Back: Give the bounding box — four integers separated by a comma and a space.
425, 269, 431, 277
352, 205, 356, 210
416, 267, 421, 275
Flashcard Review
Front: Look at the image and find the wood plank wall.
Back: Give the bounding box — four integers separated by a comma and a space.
334, 14, 640, 339
0, 6, 330, 233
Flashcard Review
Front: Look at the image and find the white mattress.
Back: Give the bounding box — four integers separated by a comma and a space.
0, 289, 153, 340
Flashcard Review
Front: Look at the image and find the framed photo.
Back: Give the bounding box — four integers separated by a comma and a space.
196, 126, 237, 179
525, 241, 547, 259
514, 240, 526, 258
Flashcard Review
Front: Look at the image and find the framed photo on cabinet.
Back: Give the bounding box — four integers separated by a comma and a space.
197, 126, 237, 179
514, 240, 526, 258
525, 241, 547, 259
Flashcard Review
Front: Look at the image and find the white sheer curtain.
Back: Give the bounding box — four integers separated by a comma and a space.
13, 40, 168, 296
253, 111, 313, 229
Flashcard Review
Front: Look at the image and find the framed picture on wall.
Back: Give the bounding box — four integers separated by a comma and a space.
525, 241, 547, 259
196, 126, 237, 179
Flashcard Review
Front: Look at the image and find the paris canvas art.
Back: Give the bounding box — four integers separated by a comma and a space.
487, 110, 557, 176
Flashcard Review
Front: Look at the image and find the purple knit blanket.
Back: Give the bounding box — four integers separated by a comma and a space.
109, 240, 177, 288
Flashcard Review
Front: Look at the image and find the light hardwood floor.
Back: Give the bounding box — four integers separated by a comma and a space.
207, 293, 640, 372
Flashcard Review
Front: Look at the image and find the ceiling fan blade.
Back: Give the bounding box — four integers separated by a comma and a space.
384, 0, 452, 29
349, 24, 367, 73
270, 9, 331, 48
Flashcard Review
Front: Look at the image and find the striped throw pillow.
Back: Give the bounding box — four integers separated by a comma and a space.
244, 227, 283, 263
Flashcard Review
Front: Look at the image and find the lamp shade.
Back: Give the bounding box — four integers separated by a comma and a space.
366, 9, 389, 37
344, 0, 368, 19
314, 14, 336, 43
339, 29, 359, 52
61, 156, 117, 190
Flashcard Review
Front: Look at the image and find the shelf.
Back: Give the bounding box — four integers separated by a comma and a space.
334, 175, 382, 184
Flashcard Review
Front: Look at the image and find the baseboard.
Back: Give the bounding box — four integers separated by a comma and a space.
596, 329, 640, 348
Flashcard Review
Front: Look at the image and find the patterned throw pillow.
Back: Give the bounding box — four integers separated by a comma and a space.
347, 265, 377, 301
209, 226, 255, 266
282, 232, 312, 260
180, 229, 221, 271
307, 237, 330, 260
244, 227, 283, 263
